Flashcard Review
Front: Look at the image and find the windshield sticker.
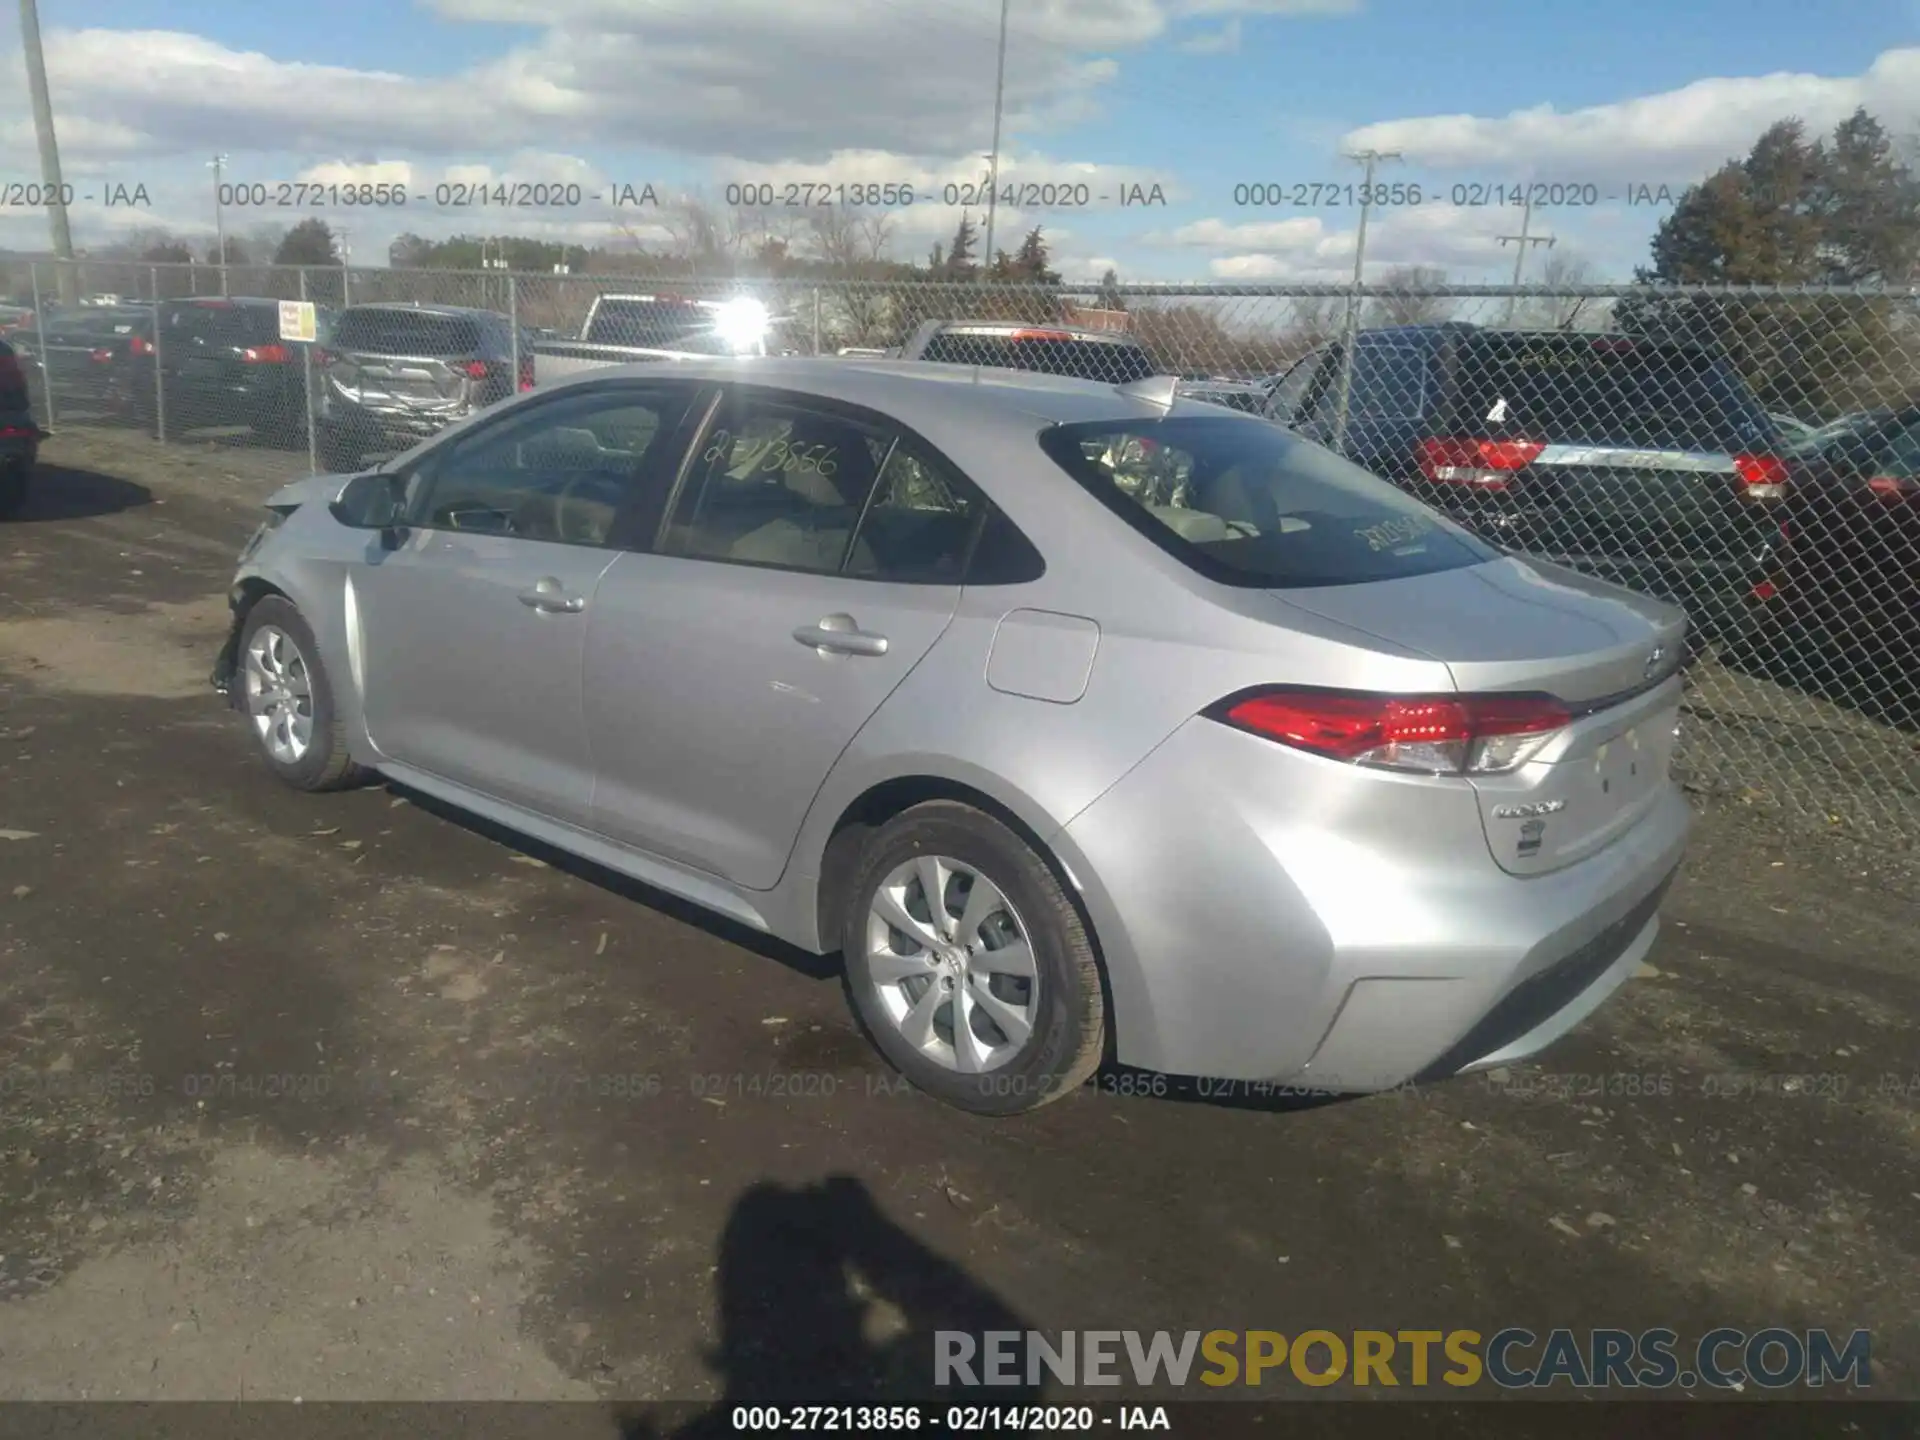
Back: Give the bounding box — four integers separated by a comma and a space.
1356, 514, 1430, 552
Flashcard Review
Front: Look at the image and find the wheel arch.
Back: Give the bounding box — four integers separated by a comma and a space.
805, 765, 1122, 1068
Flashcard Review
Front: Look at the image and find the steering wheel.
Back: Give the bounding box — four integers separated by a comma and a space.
552, 471, 619, 546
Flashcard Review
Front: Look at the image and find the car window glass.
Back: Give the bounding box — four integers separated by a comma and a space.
334, 309, 485, 355
1039, 415, 1496, 588
1265, 353, 1324, 422
1347, 345, 1427, 420
408, 391, 681, 547
846, 443, 986, 583
664, 394, 892, 574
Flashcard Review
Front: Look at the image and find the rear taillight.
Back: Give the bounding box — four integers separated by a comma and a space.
1867, 475, 1918, 502
1733, 453, 1789, 501
1416, 437, 1543, 490
462, 359, 491, 381
312, 348, 335, 368
242, 343, 292, 364
1751, 580, 1779, 601
1212, 688, 1572, 776
90, 347, 114, 363
517, 355, 534, 391
129, 335, 154, 356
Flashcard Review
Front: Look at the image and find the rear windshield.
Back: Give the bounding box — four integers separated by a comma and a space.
332, 309, 484, 356
164, 303, 280, 346
584, 299, 736, 353
1039, 415, 1498, 589
1452, 336, 1776, 453
921, 332, 1158, 384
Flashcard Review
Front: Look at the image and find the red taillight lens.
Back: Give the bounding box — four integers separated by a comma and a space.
1215, 689, 1571, 776
129, 335, 154, 356
463, 360, 490, 381
517, 356, 535, 391
1416, 437, 1543, 490
1866, 475, 1918, 502
1733, 453, 1789, 501
1751, 580, 1779, 601
90, 347, 114, 363
312, 347, 335, 368
242, 343, 292, 364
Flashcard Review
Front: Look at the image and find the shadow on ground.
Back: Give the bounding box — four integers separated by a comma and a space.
615, 1175, 1038, 1437
5, 463, 154, 523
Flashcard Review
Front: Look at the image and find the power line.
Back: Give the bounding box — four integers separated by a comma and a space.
1498, 197, 1556, 324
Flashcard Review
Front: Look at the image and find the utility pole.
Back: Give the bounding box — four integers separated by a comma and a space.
19, 0, 78, 304
337, 226, 351, 306
981, 0, 1011, 278
1328, 147, 1401, 455
209, 154, 230, 295
1498, 197, 1554, 325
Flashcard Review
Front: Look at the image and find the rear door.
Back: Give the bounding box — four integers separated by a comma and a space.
1431, 334, 1785, 633
583, 386, 979, 888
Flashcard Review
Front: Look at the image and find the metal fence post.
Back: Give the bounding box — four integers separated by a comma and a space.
812, 288, 822, 355
507, 274, 521, 394
28, 262, 54, 430
299, 268, 318, 474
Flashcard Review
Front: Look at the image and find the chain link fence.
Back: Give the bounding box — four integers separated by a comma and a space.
5, 259, 1917, 841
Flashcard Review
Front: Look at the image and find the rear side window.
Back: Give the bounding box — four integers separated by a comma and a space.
1264, 352, 1325, 422
1346, 344, 1430, 420
919, 332, 1158, 384
585, 300, 733, 353
1038, 415, 1497, 589
333, 309, 485, 355
1451, 336, 1775, 453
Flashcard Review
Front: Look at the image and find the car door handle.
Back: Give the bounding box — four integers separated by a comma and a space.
793, 617, 890, 657
517, 578, 586, 613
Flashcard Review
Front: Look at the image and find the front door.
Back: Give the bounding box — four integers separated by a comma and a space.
353, 383, 696, 825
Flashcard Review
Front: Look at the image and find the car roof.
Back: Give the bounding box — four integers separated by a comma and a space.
339, 302, 501, 319
543, 356, 1266, 428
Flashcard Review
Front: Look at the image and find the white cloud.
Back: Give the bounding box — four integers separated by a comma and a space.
1343, 47, 1920, 185
1179, 19, 1242, 54
1147, 205, 1516, 280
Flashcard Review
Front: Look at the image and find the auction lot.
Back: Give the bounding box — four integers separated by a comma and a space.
2, 426, 1918, 1405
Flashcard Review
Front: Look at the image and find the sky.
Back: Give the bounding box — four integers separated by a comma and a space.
0, 0, 1915, 285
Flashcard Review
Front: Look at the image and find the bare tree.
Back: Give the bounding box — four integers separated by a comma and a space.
1364, 265, 1451, 328
805, 205, 898, 346
1519, 249, 1600, 329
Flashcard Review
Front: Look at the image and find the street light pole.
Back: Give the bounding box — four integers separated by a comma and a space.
19, 0, 78, 304
981, 0, 1010, 275
209, 154, 230, 295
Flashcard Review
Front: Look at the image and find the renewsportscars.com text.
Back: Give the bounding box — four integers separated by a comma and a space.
934, 1328, 1871, 1391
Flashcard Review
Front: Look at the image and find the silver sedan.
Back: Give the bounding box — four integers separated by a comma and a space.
212, 358, 1691, 1115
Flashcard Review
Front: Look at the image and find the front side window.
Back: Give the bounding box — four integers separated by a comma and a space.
1038, 414, 1497, 589
406, 387, 690, 546
1264, 352, 1325, 423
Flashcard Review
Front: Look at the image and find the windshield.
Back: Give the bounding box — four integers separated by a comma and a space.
164, 302, 279, 346
584, 299, 752, 354
332, 309, 485, 356
1453, 336, 1777, 453
1039, 414, 1498, 588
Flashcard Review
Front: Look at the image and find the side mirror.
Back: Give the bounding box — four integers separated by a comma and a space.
330, 469, 407, 530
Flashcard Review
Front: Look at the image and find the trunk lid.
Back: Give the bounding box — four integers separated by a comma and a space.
1276, 556, 1687, 875
327, 350, 473, 409
324, 309, 490, 413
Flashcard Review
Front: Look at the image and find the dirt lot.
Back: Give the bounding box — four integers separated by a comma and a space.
2, 425, 1918, 1412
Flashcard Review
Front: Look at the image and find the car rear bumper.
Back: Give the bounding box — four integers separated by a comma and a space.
1057, 715, 1691, 1088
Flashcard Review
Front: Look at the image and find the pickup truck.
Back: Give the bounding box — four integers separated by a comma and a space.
530, 294, 777, 385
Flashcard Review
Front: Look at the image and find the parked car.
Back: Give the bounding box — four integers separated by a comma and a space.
899, 320, 1159, 384
0, 336, 45, 518
1752, 401, 1919, 668
151, 297, 327, 447
1265, 324, 1798, 644
531, 293, 779, 385
9, 305, 155, 414
211, 359, 1690, 1115
0, 304, 34, 337
313, 303, 530, 472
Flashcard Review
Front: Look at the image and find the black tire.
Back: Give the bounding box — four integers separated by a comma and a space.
0, 464, 27, 520
839, 801, 1106, 1116
234, 596, 370, 792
